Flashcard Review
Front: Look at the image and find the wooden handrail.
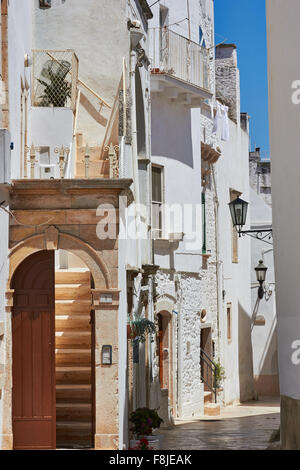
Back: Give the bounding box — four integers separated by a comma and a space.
46, 51, 111, 109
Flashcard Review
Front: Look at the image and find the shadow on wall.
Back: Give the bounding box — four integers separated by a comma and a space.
238, 302, 255, 402
255, 324, 280, 397
151, 97, 194, 168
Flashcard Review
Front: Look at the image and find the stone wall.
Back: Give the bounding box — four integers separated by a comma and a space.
215, 44, 240, 124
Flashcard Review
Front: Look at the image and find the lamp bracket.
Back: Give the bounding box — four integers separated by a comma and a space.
238, 229, 273, 245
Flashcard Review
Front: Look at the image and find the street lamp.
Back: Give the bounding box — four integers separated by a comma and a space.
255, 260, 268, 299
228, 196, 273, 245
228, 196, 248, 233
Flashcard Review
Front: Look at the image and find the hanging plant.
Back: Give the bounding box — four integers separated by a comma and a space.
127, 317, 156, 343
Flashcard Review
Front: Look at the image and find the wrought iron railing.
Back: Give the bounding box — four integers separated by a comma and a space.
200, 347, 217, 403
24, 144, 72, 180
149, 28, 210, 91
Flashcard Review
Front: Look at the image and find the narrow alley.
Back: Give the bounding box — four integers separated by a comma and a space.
161, 399, 280, 450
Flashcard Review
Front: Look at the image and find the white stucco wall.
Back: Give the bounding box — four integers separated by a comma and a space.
8, 0, 32, 178
250, 187, 278, 395
216, 119, 253, 404
32, 0, 129, 147
266, 0, 300, 401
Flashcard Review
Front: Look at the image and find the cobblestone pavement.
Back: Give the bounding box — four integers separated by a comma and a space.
161, 398, 280, 450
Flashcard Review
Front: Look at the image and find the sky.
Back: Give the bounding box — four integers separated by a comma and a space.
214, 0, 270, 159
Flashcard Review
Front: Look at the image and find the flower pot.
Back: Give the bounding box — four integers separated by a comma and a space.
127, 324, 138, 339
129, 436, 161, 450
141, 434, 162, 450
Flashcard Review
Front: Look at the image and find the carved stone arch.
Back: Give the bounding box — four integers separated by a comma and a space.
8, 228, 111, 290
155, 293, 176, 316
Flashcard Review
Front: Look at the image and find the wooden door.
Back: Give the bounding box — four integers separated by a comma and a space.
12, 251, 56, 450
158, 315, 164, 388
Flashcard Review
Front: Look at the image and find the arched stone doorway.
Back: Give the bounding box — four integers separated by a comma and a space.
3, 229, 120, 450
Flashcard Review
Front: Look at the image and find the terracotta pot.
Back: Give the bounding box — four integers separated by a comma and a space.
127, 324, 138, 339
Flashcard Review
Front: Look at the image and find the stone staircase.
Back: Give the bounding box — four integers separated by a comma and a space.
75, 145, 109, 178
55, 269, 93, 448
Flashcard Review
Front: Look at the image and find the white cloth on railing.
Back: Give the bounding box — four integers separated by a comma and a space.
212, 102, 230, 142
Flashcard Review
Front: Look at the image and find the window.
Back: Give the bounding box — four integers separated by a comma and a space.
152, 166, 164, 239
230, 189, 241, 263
227, 303, 232, 342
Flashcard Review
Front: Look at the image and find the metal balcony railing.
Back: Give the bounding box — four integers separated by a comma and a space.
32, 49, 79, 111
149, 28, 210, 91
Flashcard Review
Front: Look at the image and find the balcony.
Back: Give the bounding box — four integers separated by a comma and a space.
149, 28, 212, 106
32, 49, 78, 111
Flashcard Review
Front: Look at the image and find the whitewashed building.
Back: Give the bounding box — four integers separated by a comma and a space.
266, 0, 300, 449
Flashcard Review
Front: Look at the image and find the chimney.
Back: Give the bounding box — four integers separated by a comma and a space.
215, 44, 240, 124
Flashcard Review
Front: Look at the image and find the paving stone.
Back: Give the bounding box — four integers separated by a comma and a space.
161, 398, 280, 450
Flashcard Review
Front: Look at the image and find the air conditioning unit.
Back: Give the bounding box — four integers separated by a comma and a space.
0, 129, 11, 184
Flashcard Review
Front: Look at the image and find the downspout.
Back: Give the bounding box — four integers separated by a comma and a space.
1, 0, 9, 129
211, 164, 222, 362
130, 50, 141, 268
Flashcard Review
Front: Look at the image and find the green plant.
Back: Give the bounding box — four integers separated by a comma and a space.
129, 408, 163, 437
214, 361, 226, 388
128, 317, 156, 343
37, 62, 71, 107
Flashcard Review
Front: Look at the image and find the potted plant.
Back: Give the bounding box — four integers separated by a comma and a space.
127, 317, 156, 343
129, 408, 163, 450
37, 60, 71, 107
214, 361, 226, 391
128, 438, 153, 451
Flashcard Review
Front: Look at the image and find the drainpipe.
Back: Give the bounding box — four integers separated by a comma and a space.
176, 276, 183, 417
211, 164, 222, 362
130, 50, 141, 269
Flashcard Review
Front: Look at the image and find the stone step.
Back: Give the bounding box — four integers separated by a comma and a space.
204, 403, 221, 417
55, 270, 90, 286
55, 300, 91, 315
56, 421, 93, 448
56, 403, 92, 422
56, 331, 91, 349
56, 366, 91, 384
204, 391, 212, 404
56, 384, 92, 403
55, 315, 91, 330
55, 285, 91, 301
77, 146, 104, 161
55, 349, 91, 366
76, 161, 109, 178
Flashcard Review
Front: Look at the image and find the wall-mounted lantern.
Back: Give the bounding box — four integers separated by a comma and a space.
101, 345, 112, 365
255, 259, 269, 300
228, 196, 273, 245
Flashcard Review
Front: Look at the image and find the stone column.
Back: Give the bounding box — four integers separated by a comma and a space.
93, 289, 120, 450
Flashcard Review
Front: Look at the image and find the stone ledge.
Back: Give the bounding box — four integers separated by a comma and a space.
10, 178, 133, 192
